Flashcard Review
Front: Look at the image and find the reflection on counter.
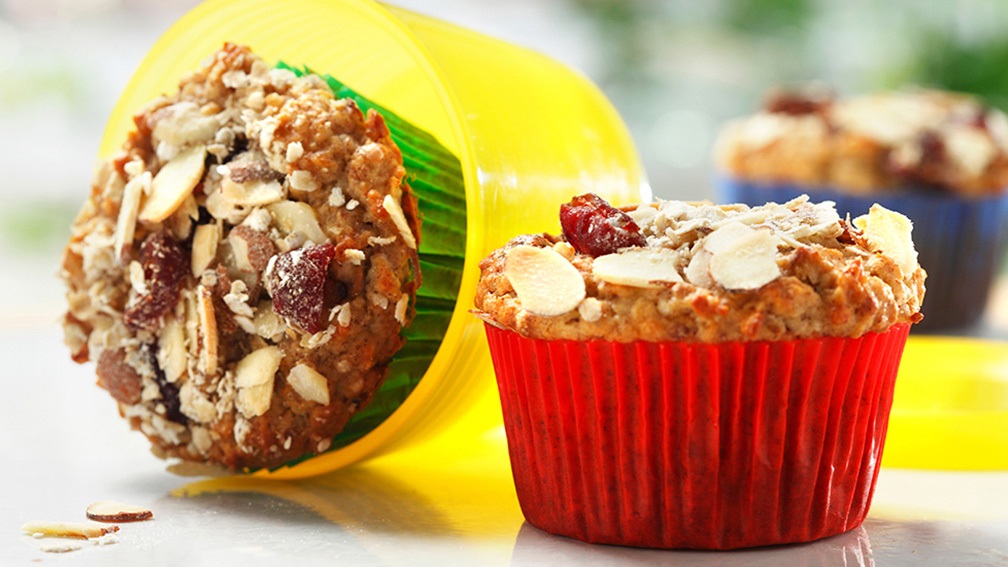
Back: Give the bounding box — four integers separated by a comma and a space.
512, 523, 874, 566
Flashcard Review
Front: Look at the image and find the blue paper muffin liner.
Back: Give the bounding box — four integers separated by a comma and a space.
716, 177, 1008, 332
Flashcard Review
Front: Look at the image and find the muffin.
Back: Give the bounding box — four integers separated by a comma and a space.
60, 44, 424, 471
715, 87, 1008, 332
473, 193, 925, 549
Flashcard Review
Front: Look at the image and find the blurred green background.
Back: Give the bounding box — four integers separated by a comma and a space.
1, 0, 1006, 327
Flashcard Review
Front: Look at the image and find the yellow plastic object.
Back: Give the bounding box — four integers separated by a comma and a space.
101, 0, 647, 477
882, 335, 1008, 470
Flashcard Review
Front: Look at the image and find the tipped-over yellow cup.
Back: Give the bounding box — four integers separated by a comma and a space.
100, 0, 648, 477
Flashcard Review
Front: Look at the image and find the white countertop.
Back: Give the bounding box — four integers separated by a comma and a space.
2, 321, 1007, 566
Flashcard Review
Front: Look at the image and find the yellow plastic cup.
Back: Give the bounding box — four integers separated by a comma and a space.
100, 0, 648, 477
882, 335, 1008, 470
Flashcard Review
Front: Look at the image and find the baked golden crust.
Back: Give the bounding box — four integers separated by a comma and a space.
474, 197, 925, 343
715, 89, 1008, 196
60, 44, 421, 470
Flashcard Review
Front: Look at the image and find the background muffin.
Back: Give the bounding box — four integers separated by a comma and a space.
60, 44, 422, 471
715, 88, 1008, 332
475, 193, 923, 549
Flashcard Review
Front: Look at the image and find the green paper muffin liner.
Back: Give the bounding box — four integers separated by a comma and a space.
278, 63, 466, 465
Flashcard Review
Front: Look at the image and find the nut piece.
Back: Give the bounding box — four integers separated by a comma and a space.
220, 177, 284, 207
153, 101, 219, 147
709, 229, 782, 290
20, 521, 119, 540
286, 363, 330, 405
157, 317, 187, 383
234, 346, 282, 418
685, 249, 714, 287
112, 171, 150, 261
382, 194, 417, 249
228, 225, 275, 274
592, 248, 683, 288
504, 245, 586, 316
196, 286, 218, 377
267, 200, 328, 244
703, 221, 758, 254
853, 204, 918, 275
85, 501, 154, 523
139, 144, 207, 223
190, 223, 220, 277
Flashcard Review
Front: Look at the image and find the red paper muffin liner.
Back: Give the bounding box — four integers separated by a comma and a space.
483, 322, 912, 550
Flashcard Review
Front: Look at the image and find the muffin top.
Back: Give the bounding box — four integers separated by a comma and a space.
715, 88, 1008, 196
473, 193, 925, 343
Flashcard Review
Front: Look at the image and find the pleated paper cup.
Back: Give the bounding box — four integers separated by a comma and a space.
716, 177, 1008, 333
483, 322, 912, 550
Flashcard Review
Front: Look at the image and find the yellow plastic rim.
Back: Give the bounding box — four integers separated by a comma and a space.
883, 335, 1008, 470
102, 0, 647, 477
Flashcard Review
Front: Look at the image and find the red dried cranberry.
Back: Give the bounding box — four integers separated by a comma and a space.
559, 193, 646, 257
763, 87, 834, 116
267, 242, 336, 334
889, 130, 949, 188
124, 232, 188, 331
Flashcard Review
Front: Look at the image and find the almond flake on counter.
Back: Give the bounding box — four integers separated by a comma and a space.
20, 521, 119, 540
85, 501, 154, 523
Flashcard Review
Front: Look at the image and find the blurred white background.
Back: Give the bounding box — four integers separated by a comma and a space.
1, 0, 1007, 328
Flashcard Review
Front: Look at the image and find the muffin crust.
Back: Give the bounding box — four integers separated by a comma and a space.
474, 196, 924, 343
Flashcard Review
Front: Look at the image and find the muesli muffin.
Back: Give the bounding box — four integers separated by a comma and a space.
715, 88, 1008, 331
473, 193, 925, 549
60, 44, 421, 471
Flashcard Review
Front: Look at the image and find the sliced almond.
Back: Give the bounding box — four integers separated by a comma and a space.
702, 221, 757, 254
179, 381, 216, 423
592, 248, 683, 288
578, 297, 603, 322
85, 501, 153, 523
267, 200, 327, 245
139, 144, 207, 223
153, 101, 220, 147
382, 194, 417, 249
853, 204, 918, 275
709, 230, 782, 290
286, 363, 330, 405
191, 223, 220, 277
228, 225, 275, 274
20, 521, 118, 540
167, 194, 200, 241
197, 285, 218, 377
157, 317, 187, 383
288, 170, 319, 193
221, 177, 284, 207
685, 249, 714, 287
234, 346, 282, 418
112, 171, 149, 261
504, 245, 585, 316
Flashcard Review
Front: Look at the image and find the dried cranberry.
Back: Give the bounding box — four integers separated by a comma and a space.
267, 242, 336, 334
889, 130, 949, 188
559, 193, 646, 257
124, 232, 188, 331
763, 87, 834, 116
